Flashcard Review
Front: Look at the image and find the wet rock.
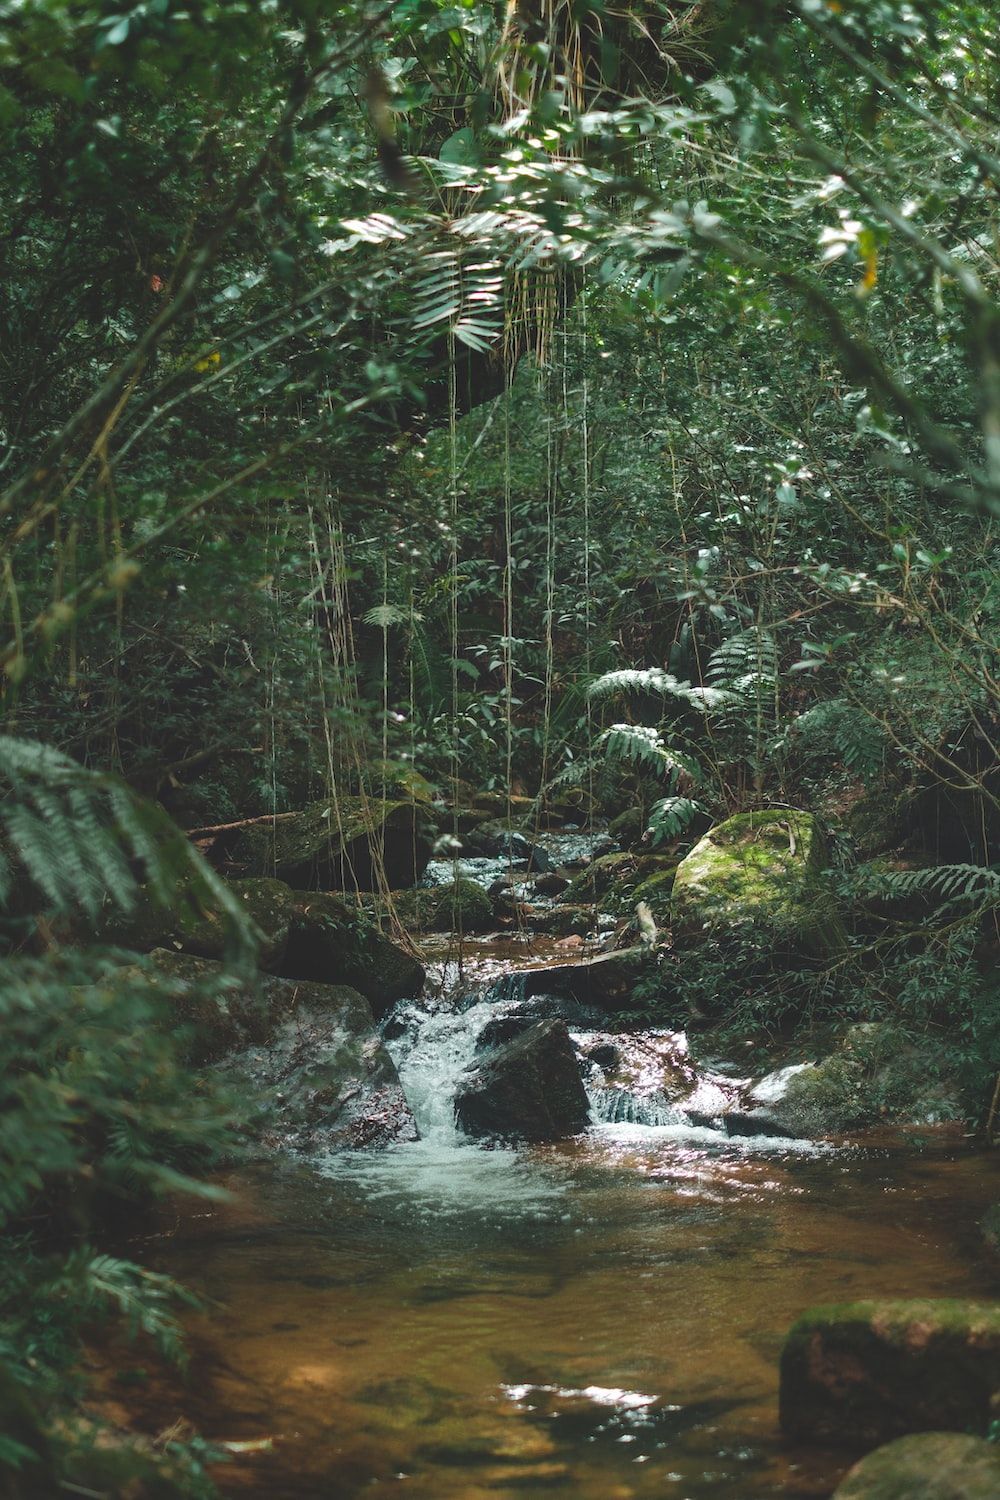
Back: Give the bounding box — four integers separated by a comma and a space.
581, 1028, 701, 1124
530, 871, 570, 897
222, 796, 435, 890
530, 904, 596, 938
723, 1108, 797, 1140
780, 1299, 1000, 1446
279, 892, 425, 1018
217, 980, 417, 1149
521, 947, 655, 1012
672, 808, 847, 961
833, 1432, 1000, 1499
454, 1019, 590, 1142
475, 994, 604, 1050
466, 821, 552, 871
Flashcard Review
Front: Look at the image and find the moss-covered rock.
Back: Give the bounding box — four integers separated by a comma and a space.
631, 866, 678, 924
561, 851, 675, 914
608, 806, 646, 849
773, 1023, 962, 1135
94, 876, 295, 966
531, 904, 597, 938
425, 877, 494, 934
280, 891, 425, 1017
671, 808, 846, 959
833, 1431, 1000, 1499
780, 1299, 1000, 1447
224, 796, 435, 890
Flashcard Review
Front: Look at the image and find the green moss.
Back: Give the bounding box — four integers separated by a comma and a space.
672, 808, 846, 959
428, 877, 493, 933
229, 795, 435, 889
779, 1023, 961, 1133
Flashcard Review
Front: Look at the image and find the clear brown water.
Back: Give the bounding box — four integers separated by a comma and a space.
139, 941, 1000, 1500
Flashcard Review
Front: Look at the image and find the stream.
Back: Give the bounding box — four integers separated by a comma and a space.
142, 923, 1000, 1500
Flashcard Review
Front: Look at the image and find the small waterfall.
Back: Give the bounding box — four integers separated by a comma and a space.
587, 1087, 687, 1128
384, 972, 527, 1142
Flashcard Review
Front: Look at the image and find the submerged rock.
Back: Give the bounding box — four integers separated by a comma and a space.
672, 808, 846, 960
454, 1019, 590, 1142
222, 796, 435, 890
280, 892, 425, 1017
780, 1299, 1000, 1446
833, 1431, 1000, 1499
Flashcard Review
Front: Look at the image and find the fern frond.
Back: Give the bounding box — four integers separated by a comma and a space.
646, 796, 706, 845
597, 724, 703, 787
588, 667, 702, 705
0, 737, 256, 962
706, 629, 778, 687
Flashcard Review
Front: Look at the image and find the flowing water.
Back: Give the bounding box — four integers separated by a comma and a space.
141, 937, 1000, 1500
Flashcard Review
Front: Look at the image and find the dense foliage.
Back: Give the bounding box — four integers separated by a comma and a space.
3, 0, 1000, 1490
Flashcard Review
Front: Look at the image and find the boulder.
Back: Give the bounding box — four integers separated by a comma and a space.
767, 1024, 961, 1136
521, 947, 654, 1012
833, 1432, 1000, 1499
454, 1019, 590, 1142
425, 877, 494, 934
608, 806, 647, 848
77, 877, 295, 967
219, 988, 416, 1151
280, 892, 425, 1017
671, 808, 846, 960
221, 796, 435, 890
143, 950, 414, 1147
530, 904, 596, 938
780, 1300, 1000, 1447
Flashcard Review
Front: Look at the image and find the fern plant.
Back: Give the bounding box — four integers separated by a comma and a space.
0, 740, 257, 1495
574, 624, 785, 835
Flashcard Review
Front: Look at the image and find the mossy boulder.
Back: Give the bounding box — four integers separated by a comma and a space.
833, 1432, 1000, 1499
561, 851, 675, 914
561, 851, 637, 903
91, 876, 296, 967
671, 808, 846, 960
425, 877, 494, 934
780, 1299, 1000, 1447
279, 892, 425, 1017
224, 796, 435, 890
631, 866, 678, 924
772, 1023, 962, 1136
531, 904, 597, 938
608, 806, 646, 849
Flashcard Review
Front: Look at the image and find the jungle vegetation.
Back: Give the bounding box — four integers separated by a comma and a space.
1, 0, 1000, 1490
